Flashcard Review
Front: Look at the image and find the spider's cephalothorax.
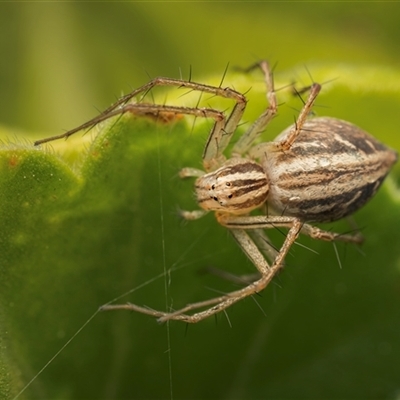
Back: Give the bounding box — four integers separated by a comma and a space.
34, 61, 398, 323
195, 159, 269, 214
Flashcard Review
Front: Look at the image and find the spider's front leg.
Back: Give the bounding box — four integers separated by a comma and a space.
175, 167, 209, 220
34, 75, 248, 161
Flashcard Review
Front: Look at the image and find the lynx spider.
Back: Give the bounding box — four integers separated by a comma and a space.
35, 61, 397, 323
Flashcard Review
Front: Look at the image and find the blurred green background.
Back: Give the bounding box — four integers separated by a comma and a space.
1, 2, 400, 400
1, 2, 400, 134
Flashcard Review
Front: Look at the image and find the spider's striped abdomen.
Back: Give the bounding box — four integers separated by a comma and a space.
263, 117, 398, 222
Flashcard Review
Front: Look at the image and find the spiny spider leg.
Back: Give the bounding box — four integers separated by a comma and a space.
233, 60, 278, 155
100, 220, 303, 323
34, 77, 247, 167
218, 215, 364, 244
248, 86, 321, 160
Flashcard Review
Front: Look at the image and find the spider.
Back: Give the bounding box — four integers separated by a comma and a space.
35, 61, 398, 323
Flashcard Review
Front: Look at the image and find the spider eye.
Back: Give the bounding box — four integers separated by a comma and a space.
228, 194, 233, 199
212, 196, 218, 201
226, 182, 231, 186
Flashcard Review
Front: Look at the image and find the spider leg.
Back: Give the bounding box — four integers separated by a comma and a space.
200, 265, 260, 286
162, 223, 301, 323
100, 221, 302, 323
248, 81, 321, 159
218, 214, 364, 244
250, 228, 280, 263
179, 167, 205, 178
232, 60, 278, 155
179, 209, 208, 220
34, 76, 248, 166
203, 228, 278, 286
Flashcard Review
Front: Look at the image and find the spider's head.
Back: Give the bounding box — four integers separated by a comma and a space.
195, 160, 269, 215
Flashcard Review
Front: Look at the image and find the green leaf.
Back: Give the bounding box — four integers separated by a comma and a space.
2, 64, 400, 399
